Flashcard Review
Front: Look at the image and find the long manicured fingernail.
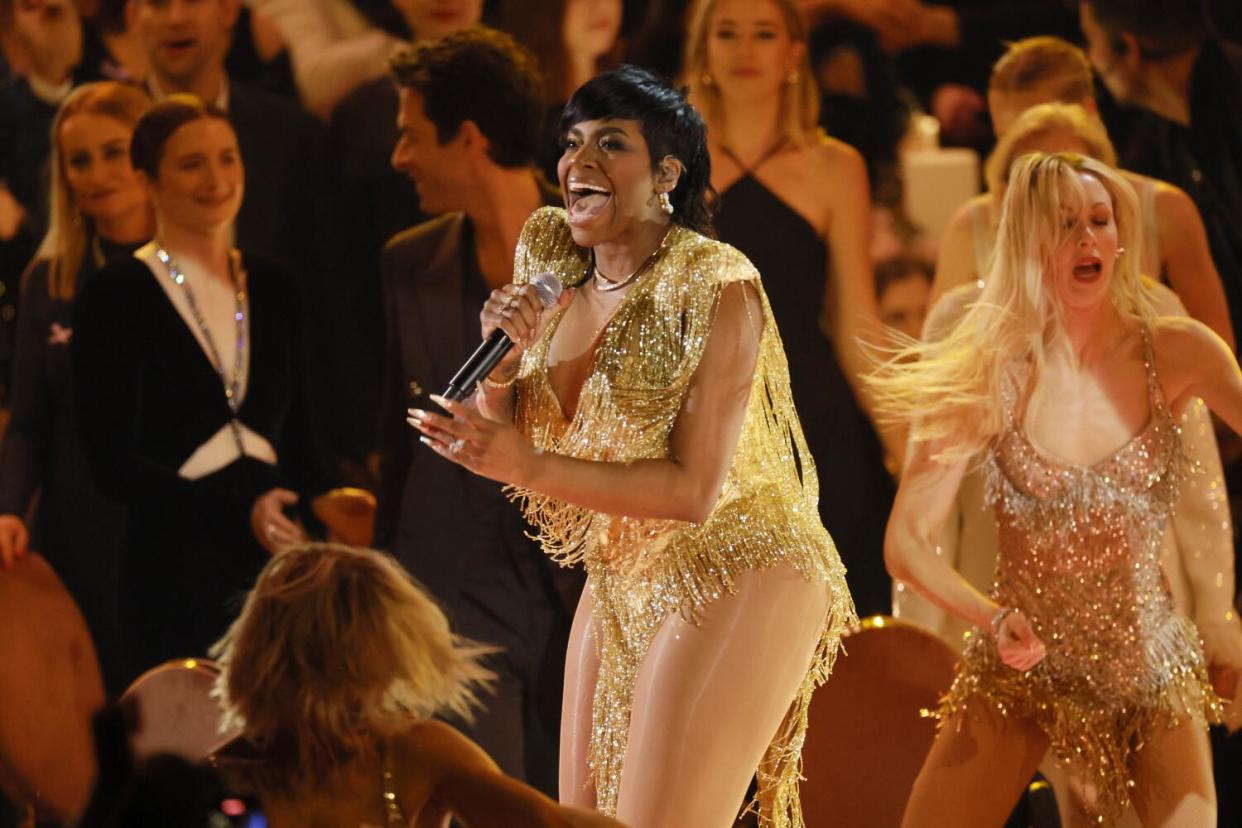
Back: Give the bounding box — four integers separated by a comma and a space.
419, 436, 432, 446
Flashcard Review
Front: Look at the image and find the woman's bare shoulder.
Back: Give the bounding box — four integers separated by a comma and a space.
393, 720, 497, 774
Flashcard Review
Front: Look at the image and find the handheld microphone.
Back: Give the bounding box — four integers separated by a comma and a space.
441, 271, 564, 401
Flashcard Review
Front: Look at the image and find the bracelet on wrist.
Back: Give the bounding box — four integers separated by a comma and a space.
482, 372, 518, 390
990, 606, 1015, 636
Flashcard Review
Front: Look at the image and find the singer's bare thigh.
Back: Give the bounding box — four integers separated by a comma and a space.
614, 565, 829, 828
560, 580, 600, 808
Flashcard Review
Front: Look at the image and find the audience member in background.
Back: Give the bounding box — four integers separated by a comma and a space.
0, 81, 153, 694
934, 36, 1234, 349
937, 102, 1235, 351
245, 0, 481, 120
684, 0, 894, 616
874, 254, 930, 342
211, 542, 625, 828
376, 28, 580, 798
126, 0, 341, 470
327, 0, 483, 478
0, 0, 99, 404
72, 97, 328, 683
1081, 0, 1242, 347
502, 0, 623, 182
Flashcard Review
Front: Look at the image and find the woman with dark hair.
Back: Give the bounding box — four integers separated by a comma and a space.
0, 81, 152, 693
410, 65, 855, 828
71, 95, 326, 683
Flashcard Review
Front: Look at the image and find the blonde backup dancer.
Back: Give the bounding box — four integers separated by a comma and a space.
873, 152, 1231, 827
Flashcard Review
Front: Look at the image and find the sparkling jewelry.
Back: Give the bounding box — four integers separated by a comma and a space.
449, 438, 466, 454
482, 372, 518, 390
991, 606, 1016, 636
593, 242, 664, 293
658, 191, 674, 215
155, 244, 249, 456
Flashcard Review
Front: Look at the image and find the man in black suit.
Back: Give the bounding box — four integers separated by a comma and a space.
376, 27, 579, 799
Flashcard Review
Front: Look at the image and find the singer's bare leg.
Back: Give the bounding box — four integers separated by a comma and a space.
613, 565, 829, 828
560, 580, 600, 808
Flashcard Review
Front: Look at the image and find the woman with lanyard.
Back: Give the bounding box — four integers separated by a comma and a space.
73, 95, 327, 684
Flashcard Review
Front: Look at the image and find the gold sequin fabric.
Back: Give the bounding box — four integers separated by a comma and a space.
506, 208, 856, 827
941, 327, 1223, 823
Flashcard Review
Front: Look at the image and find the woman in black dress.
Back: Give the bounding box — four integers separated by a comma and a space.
683, 0, 895, 614
73, 96, 326, 683
0, 81, 153, 693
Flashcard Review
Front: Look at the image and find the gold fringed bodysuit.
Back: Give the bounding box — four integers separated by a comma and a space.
940, 326, 1223, 823
505, 208, 856, 826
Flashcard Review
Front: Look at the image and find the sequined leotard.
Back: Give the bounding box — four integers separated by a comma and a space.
940, 326, 1222, 822
506, 208, 856, 827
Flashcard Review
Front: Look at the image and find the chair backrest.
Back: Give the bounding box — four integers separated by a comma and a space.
312, 487, 377, 548
0, 554, 105, 821
122, 658, 241, 762
801, 616, 959, 828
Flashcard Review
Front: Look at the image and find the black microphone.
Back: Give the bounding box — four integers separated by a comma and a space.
441, 271, 564, 401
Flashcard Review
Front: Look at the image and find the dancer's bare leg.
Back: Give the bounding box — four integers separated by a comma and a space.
559, 580, 600, 808
1130, 717, 1215, 828
1040, 758, 1139, 828
613, 565, 830, 828
901, 699, 1049, 828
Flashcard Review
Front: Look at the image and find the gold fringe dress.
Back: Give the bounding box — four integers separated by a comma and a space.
505, 208, 856, 826
940, 327, 1223, 823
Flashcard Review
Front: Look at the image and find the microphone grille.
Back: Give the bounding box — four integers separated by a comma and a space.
530, 271, 564, 308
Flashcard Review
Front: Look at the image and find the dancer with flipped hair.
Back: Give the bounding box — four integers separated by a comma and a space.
874, 152, 1233, 827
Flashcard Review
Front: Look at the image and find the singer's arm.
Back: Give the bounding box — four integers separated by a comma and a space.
411, 281, 760, 524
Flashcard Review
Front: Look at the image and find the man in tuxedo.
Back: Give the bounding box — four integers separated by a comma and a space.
376, 27, 579, 798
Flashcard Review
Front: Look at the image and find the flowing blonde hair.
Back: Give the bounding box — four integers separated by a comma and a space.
683, 0, 820, 146
985, 102, 1117, 209
35, 82, 152, 300
211, 543, 496, 794
868, 152, 1154, 459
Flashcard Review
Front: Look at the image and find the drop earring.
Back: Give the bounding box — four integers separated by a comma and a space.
658, 192, 674, 215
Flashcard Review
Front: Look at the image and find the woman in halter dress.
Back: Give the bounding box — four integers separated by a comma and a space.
873, 152, 1234, 827
683, 0, 896, 616
410, 66, 855, 828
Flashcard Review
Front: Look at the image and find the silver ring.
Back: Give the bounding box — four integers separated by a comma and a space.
449, 438, 466, 455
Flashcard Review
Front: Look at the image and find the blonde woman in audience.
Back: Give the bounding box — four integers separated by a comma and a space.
684, 0, 896, 616
0, 81, 153, 693
933, 36, 1233, 349
212, 542, 626, 828
875, 152, 1230, 826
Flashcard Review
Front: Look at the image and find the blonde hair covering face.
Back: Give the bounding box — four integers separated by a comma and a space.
869, 152, 1153, 459
683, 0, 820, 145
985, 102, 1117, 207
36, 81, 153, 300
212, 543, 495, 793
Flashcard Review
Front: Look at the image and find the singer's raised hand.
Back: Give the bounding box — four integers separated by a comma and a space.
409, 394, 538, 484
481, 284, 574, 371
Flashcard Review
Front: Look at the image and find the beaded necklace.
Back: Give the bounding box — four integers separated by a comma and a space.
154, 244, 249, 455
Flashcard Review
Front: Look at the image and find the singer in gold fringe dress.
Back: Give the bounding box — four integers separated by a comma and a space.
409, 67, 855, 828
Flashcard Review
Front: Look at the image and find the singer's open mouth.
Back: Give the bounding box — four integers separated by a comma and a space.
567, 180, 612, 223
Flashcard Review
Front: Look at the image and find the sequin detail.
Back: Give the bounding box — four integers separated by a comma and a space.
506, 208, 856, 827
940, 327, 1224, 823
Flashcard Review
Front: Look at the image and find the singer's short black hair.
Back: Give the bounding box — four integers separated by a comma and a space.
561, 66, 716, 238
389, 26, 544, 169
